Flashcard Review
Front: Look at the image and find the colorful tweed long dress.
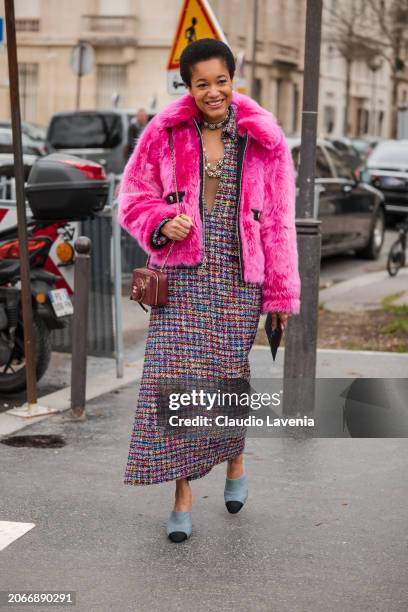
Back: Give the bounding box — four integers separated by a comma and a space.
124, 105, 262, 485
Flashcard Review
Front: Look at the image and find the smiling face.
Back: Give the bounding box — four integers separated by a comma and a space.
188, 57, 233, 122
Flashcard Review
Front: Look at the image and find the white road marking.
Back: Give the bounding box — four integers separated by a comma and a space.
0, 521, 35, 552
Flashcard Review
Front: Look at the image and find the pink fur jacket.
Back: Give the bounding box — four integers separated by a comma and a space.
118, 90, 301, 314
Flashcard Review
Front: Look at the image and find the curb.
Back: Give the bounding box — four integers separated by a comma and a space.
0, 357, 144, 438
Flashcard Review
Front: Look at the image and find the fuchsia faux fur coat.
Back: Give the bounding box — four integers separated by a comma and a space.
118, 90, 301, 314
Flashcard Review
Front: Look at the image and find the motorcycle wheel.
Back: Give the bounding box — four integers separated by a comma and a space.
387, 241, 406, 277
0, 313, 52, 393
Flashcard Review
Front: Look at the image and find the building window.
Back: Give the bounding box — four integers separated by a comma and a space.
323, 105, 336, 134
96, 64, 127, 109
276, 78, 282, 121
356, 107, 369, 135
292, 83, 299, 134
378, 110, 384, 136
253, 77, 262, 104
18, 63, 38, 123
15, 19, 40, 31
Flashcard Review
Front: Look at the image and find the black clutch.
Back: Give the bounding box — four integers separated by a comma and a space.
264, 313, 283, 361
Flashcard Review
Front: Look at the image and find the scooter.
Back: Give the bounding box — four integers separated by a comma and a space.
0, 235, 72, 393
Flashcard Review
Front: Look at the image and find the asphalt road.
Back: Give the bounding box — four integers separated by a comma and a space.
319, 227, 397, 287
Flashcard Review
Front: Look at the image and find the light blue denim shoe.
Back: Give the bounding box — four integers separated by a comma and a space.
166, 511, 192, 543
224, 474, 248, 514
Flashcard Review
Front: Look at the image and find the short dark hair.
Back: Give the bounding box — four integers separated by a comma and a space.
179, 38, 235, 87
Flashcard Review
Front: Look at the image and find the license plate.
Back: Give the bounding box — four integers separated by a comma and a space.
48, 288, 74, 317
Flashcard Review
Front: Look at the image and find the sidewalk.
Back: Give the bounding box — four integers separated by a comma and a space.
318, 268, 408, 312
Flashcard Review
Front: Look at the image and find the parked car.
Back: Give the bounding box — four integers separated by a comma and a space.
328, 137, 363, 171
287, 138, 386, 259
45, 109, 155, 175
0, 128, 43, 158
0, 121, 47, 156
363, 139, 408, 219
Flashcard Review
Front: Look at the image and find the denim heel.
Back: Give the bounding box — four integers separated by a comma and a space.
224, 474, 248, 514
166, 510, 192, 542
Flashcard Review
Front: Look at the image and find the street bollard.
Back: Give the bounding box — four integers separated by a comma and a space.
283, 218, 321, 416
70, 236, 92, 419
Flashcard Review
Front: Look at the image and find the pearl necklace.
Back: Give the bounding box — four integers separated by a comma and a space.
202, 107, 230, 130
203, 147, 225, 178
201, 106, 230, 178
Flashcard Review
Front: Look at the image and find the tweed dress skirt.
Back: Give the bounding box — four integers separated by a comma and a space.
123, 108, 262, 486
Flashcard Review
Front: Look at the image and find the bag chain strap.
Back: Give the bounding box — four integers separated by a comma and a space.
146, 128, 180, 272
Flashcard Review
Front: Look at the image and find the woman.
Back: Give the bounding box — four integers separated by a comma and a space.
118, 39, 301, 543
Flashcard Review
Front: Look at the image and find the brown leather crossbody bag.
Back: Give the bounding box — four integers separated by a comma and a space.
130, 129, 180, 311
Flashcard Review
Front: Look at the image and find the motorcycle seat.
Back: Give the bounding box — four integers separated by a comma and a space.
0, 259, 21, 283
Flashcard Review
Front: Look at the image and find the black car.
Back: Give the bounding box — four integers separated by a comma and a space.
287, 138, 386, 259
364, 139, 408, 219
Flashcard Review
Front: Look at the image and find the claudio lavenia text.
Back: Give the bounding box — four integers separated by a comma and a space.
168, 415, 315, 427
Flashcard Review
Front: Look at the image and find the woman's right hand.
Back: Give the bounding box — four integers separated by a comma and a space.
161, 214, 193, 241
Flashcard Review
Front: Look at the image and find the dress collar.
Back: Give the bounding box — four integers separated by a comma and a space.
222, 104, 237, 138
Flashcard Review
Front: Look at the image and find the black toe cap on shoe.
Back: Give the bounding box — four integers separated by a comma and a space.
226, 501, 244, 514
168, 531, 188, 543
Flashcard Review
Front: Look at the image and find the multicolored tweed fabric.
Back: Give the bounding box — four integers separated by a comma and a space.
124, 104, 262, 485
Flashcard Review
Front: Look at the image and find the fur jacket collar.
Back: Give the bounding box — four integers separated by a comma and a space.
155, 90, 283, 150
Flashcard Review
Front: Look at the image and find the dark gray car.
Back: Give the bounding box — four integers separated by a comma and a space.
45, 110, 134, 175
287, 138, 386, 260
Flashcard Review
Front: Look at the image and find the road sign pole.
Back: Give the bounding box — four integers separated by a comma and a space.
250, 0, 259, 99
283, 0, 323, 414
75, 41, 84, 110
4, 0, 38, 407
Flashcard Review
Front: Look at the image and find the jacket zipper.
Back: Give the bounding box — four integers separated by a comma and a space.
236, 134, 249, 282
193, 118, 207, 273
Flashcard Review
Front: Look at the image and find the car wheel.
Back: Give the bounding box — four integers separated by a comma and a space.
356, 207, 385, 260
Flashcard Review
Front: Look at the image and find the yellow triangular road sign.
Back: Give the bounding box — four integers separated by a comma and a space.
167, 0, 227, 70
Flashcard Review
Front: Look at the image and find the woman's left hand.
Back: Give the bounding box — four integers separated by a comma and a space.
271, 312, 291, 332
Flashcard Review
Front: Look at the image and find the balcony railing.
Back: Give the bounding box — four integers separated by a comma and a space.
82, 15, 138, 35
270, 42, 299, 67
